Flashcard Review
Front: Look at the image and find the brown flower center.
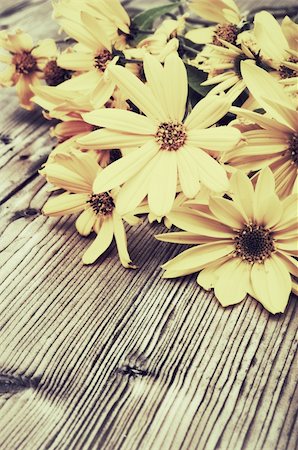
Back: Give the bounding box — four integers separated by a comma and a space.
234, 223, 275, 264
279, 56, 298, 79
213, 24, 239, 47
13, 51, 37, 74
87, 192, 115, 216
155, 122, 186, 151
94, 50, 113, 72
288, 133, 298, 166
44, 60, 72, 86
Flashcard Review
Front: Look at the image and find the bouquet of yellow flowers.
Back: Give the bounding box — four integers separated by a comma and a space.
1, 0, 297, 314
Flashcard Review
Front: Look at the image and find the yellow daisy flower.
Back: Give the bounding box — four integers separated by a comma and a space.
253, 12, 298, 90
41, 151, 139, 267
32, 84, 94, 120
228, 61, 298, 198
0, 29, 57, 109
77, 53, 242, 217
54, 12, 119, 108
194, 31, 258, 101
186, 0, 242, 45
53, 0, 130, 39
136, 18, 185, 62
188, 0, 241, 25
156, 168, 298, 314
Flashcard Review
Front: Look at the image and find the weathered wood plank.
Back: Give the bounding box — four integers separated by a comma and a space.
0, 0, 297, 449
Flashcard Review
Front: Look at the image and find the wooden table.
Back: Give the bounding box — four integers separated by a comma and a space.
0, 1, 297, 448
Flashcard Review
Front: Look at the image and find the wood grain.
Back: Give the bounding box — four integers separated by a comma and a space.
0, 1, 297, 449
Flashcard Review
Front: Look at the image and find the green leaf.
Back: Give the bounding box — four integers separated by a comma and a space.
132, 2, 180, 31
185, 64, 211, 97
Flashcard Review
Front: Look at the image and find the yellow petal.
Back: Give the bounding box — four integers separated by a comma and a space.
42, 152, 99, 192
57, 52, 94, 71
142, 53, 170, 120
82, 216, 114, 264
250, 254, 292, 313
116, 154, 159, 215
185, 96, 231, 130
230, 106, 289, 133
93, 141, 159, 193
83, 109, 156, 135
166, 209, 234, 238
187, 146, 230, 193
77, 128, 151, 149
75, 208, 96, 236
240, 61, 296, 129
107, 63, 167, 122
229, 170, 254, 222
113, 212, 136, 268
209, 196, 244, 229
185, 27, 215, 44
162, 241, 234, 276
281, 16, 298, 50
187, 126, 241, 151
155, 232, 217, 244
177, 146, 200, 198
43, 193, 89, 216
163, 52, 188, 122
254, 11, 289, 61
214, 258, 251, 306
148, 150, 177, 217
81, 12, 112, 52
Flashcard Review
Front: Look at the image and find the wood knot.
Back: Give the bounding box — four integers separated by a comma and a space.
0, 133, 11, 145
116, 365, 148, 378
13, 208, 40, 220
0, 373, 39, 395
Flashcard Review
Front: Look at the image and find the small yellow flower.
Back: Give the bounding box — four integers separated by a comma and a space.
193, 31, 258, 101
54, 11, 119, 108
136, 18, 185, 62
53, 0, 130, 39
41, 151, 139, 267
0, 29, 57, 109
186, 0, 242, 45
253, 11, 298, 89
156, 168, 298, 314
188, 0, 241, 25
228, 62, 298, 198
77, 53, 241, 217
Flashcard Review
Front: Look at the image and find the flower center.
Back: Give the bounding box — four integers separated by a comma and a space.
13, 51, 37, 74
279, 56, 298, 79
44, 60, 72, 86
234, 223, 275, 264
213, 24, 239, 47
288, 133, 298, 165
94, 50, 113, 72
87, 192, 115, 216
155, 122, 186, 151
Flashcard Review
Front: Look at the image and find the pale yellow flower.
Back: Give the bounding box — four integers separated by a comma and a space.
41, 151, 139, 267
228, 62, 298, 198
136, 18, 185, 62
253, 11, 298, 90
156, 168, 298, 314
77, 53, 241, 217
188, 0, 241, 24
53, 0, 130, 41
186, 0, 242, 45
0, 29, 57, 109
54, 12, 119, 108
194, 31, 258, 101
